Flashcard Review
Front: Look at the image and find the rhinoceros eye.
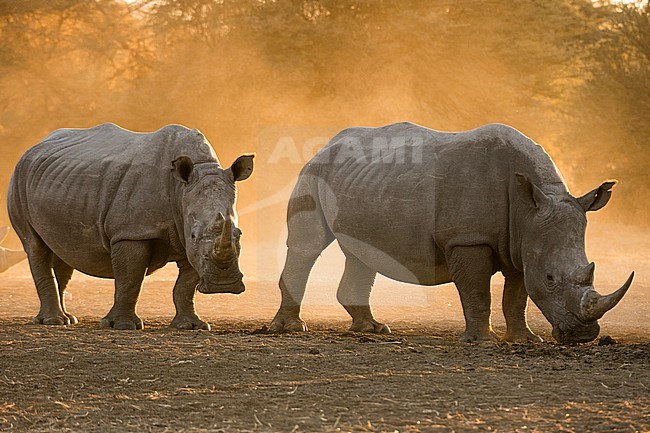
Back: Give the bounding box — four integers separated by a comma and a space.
190, 226, 201, 242
546, 274, 555, 283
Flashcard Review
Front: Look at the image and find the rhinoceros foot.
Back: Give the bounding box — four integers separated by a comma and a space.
33, 312, 71, 326
504, 329, 543, 343
65, 313, 78, 325
460, 329, 499, 343
99, 313, 143, 330
170, 314, 211, 331
349, 319, 391, 334
267, 317, 308, 333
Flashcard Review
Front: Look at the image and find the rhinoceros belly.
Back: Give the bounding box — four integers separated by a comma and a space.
334, 231, 452, 285
320, 189, 452, 286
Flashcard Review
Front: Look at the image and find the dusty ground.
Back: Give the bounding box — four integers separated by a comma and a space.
0, 317, 649, 433
0, 224, 648, 432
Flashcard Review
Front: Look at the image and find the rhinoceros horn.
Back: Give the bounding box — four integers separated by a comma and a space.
213, 212, 234, 263
580, 272, 634, 322
573, 262, 595, 285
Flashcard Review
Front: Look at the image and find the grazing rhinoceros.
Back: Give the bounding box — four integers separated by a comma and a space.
0, 226, 27, 273
268, 122, 633, 344
8, 123, 254, 330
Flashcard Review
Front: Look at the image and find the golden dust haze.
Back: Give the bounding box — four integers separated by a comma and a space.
0, 1, 648, 304
1, 8, 649, 432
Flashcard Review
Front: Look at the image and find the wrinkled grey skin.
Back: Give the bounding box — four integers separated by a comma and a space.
8, 123, 254, 330
268, 122, 633, 344
0, 227, 27, 273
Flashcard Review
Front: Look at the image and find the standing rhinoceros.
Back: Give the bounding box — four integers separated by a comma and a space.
8, 123, 254, 330
268, 122, 633, 344
0, 226, 27, 273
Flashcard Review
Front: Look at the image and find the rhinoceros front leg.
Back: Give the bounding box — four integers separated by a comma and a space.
502, 272, 542, 343
53, 256, 77, 325
448, 245, 498, 342
337, 253, 390, 334
100, 240, 149, 330
28, 244, 71, 326
169, 259, 210, 330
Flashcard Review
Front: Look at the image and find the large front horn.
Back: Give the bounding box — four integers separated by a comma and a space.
214, 213, 234, 262
580, 272, 634, 322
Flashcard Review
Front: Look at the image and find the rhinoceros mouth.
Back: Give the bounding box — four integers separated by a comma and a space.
196, 277, 245, 294
551, 315, 600, 344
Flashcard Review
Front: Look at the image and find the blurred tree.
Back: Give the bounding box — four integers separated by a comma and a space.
0, 0, 152, 226
0, 0, 647, 229
565, 3, 650, 221
0, 0, 152, 132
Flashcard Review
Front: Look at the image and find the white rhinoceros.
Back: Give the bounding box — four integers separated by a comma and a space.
268, 122, 633, 344
8, 123, 254, 330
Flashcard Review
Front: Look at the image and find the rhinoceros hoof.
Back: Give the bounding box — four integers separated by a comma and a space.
99, 315, 144, 330
65, 313, 78, 325
504, 330, 543, 343
460, 330, 499, 343
349, 320, 391, 334
33, 313, 71, 326
267, 318, 308, 333
170, 315, 211, 331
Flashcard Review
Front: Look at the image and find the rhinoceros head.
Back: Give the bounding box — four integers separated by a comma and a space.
515, 174, 633, 344
172, 154, 254, 294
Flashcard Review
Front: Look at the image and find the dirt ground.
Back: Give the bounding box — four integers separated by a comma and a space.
0, 224, 648, 432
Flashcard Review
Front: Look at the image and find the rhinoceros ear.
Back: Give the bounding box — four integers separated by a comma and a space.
0, 227, 9, 244
515, 172, 552, 210
171, 156, 194, 183
576, 180, 617, 212
227, 154, 255, 182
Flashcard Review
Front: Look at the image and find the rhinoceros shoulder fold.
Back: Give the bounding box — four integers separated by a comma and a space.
469, 123, 566, 188
148, 124, 218, 163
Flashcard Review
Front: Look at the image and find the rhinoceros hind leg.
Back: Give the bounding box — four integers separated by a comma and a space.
53, 256, 77, 325
448, 245, 498, 342
100, 240, 149, 330
337, 253, 389, 334
26, 239, 70, 326
267, 248, 320, 333
502, 272, 542, 343
268, 185, 334, 333
170, 260, 210, 330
